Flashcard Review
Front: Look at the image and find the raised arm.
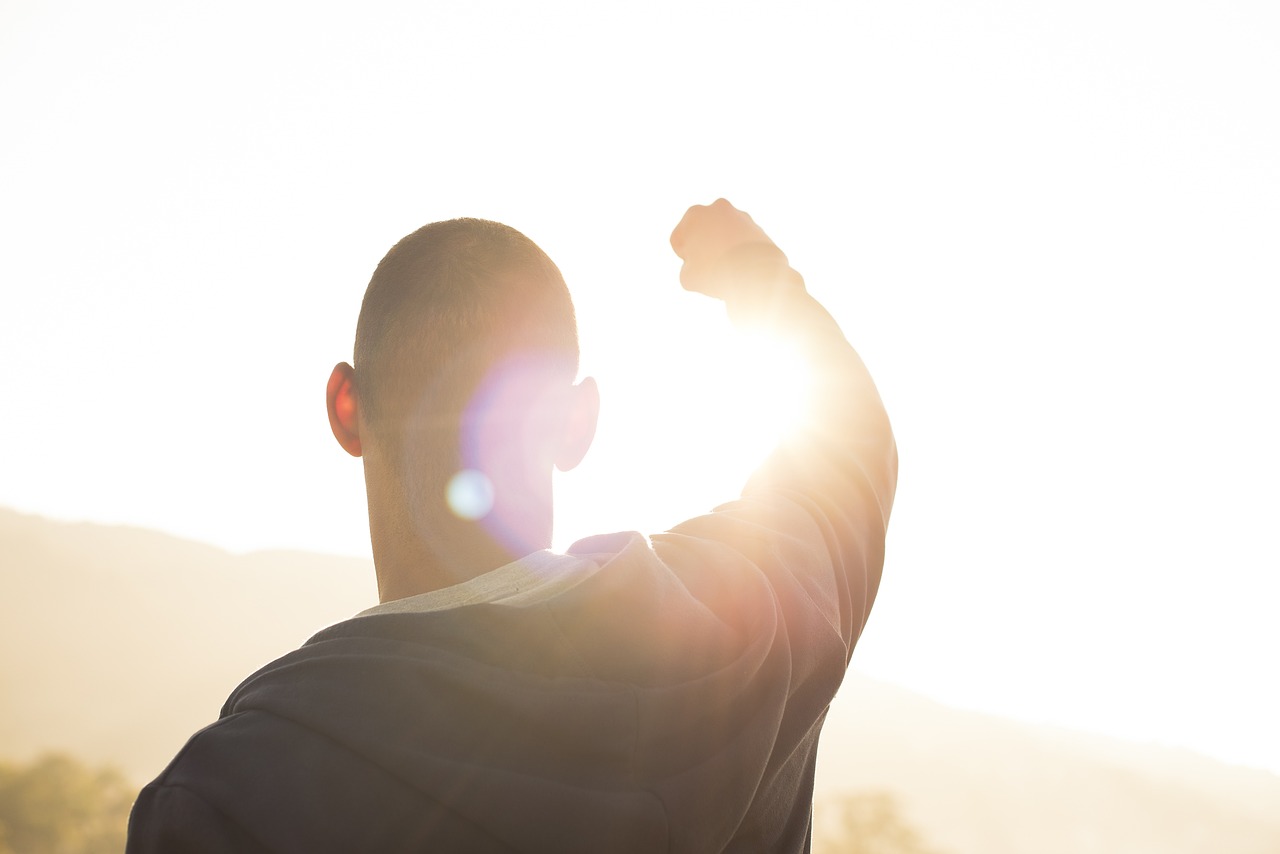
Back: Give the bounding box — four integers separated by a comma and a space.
664, 198, 897, 653
669, 198, 896, 513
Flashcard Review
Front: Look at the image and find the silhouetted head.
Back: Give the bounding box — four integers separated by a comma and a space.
354, 218, 578, 427
326, 218, 599, 602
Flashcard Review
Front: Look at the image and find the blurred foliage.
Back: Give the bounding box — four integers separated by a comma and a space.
0, 754, 132, 854
814, 790, 945, 854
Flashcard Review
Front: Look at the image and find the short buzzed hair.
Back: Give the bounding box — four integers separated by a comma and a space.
354, 218, 579, 432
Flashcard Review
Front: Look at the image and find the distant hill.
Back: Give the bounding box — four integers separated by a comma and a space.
3, 507, 1278, 853
0, 507, 376, 782
816, 676, 1280, 854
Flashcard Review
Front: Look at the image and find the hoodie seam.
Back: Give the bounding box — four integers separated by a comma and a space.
146, 780, 273, 852
238, 707, 523, 853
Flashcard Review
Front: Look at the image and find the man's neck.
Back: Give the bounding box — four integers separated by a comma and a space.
371, 524, 527, 603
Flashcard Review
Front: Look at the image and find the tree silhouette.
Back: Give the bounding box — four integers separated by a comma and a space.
0, 753, 132, 854
813, 790, 946, 854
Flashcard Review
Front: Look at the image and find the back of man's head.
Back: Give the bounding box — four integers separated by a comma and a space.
336, 218, 595, 589
354, 217, 579, 438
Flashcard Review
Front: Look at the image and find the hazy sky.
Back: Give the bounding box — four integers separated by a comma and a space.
2, 0, 1277, 775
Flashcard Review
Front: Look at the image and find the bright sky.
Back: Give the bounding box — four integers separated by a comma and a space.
2, 0, 1277, 775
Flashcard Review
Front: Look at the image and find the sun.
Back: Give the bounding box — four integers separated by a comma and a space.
554, 320, 816, 545
720, 327, 815, 449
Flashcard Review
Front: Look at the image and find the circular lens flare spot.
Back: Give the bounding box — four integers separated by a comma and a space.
446, 469, 495, 521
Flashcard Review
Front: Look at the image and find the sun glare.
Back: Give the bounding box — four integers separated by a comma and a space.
555, 319, 820, 545
720, 328, 815, 450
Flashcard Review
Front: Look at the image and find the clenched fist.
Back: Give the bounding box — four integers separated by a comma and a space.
669, 199, 802, 302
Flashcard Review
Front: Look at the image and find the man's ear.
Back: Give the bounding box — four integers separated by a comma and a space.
326, 362, 363, 458
554, 376, 599, 472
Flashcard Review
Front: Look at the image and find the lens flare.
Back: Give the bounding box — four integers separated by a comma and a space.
457, 350, 577, 555
445, 469, 495, 521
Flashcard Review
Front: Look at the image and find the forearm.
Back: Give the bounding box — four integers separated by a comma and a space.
664, 199, 896, 668
717, 242, 896, 511
668, 197, 897, 537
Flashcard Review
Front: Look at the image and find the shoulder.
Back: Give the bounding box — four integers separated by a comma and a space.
130, 705, 478, 853
127, 714, 283, 853
128, 780, 268, 853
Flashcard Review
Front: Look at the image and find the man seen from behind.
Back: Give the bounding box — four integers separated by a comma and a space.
126, 199, 898, 853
